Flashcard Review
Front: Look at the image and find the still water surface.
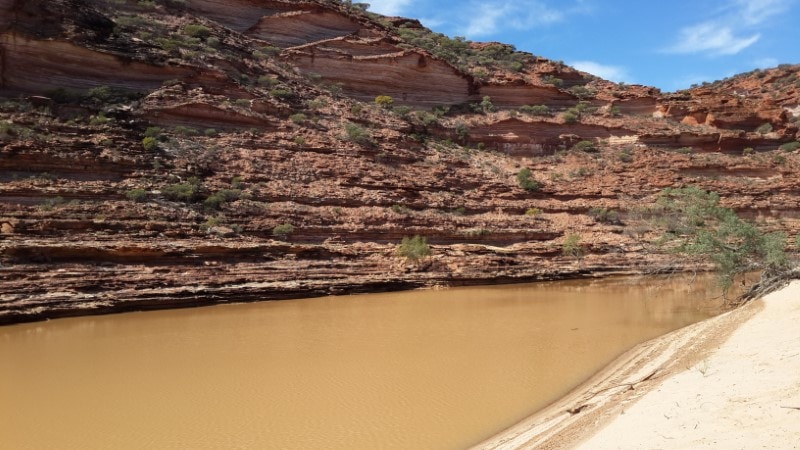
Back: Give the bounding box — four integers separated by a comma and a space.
0, 276, 723, 449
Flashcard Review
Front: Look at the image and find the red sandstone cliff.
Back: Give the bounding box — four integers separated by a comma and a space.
0, 0, 798, 324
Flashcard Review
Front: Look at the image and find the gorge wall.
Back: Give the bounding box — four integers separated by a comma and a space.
0, 0, 798, 324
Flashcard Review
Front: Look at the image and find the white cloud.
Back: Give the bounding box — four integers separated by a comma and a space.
457, 0, 588, 37
571, 61, 631, 83
665, 0, 794, 56
735, 0, 792, 25
367, 0, 415, 16
666, 23, 760, 55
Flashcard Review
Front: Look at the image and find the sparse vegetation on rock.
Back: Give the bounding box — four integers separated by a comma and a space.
0, 0, 797, 323
396, 235, 431, 261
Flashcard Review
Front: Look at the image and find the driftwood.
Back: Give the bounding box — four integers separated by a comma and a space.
737, 267, 800, 304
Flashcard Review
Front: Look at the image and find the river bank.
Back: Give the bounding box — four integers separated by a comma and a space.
476, 279, 800, 449
0, 241, 684, 326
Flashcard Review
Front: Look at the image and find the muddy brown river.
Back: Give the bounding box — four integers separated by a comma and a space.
0, 275, 723, 449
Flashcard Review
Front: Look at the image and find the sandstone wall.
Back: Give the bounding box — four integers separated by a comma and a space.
0, 33, 192, 93
248, 11, 362, 47
291, 50, 474, 107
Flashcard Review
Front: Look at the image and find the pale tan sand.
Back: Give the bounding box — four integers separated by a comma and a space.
476, 280, 800, 450
577, 280, 800, 449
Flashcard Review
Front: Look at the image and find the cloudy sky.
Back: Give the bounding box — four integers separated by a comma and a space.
365, 0, 799, 91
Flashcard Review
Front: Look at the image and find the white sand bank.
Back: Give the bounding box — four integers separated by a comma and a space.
578, 280, 800, 449
477, 280, 800, 450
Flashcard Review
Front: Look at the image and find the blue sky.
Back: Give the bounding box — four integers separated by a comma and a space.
366, 0, 800, 91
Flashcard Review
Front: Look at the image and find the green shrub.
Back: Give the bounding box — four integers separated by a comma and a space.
396, 235, 431, 261
542, 75, 563, 86
756, 123, 773, 134
779, 141, 800, 152
568, 85, 595, 99
519, 104, 550, 116
39, 196, 65, 211
162, 177, 202, 202
258, 76, 279, 88
480, 96, 494, 114
588, 207, 621, 224
87, 86, 113, 103
142, 136, 158, 151
562, 234, 584, 260
306, 98, 327, 110
562, 111, 579, 124
126, 189, 148, 202
290, 113, 307, 124
144, 127, 162, 138
183, 24, 212, 39
374, 95, 394, 109
391, 204, 410, 215
516, 168, 540, 191
573, 101, 596, 114
270, 88, 294, 100
571, 140, 596, 152
525, 207, 542, 217
173, 125, 198, 136
204, 128, 218, 137
742, 147, 755, 156
454, 122, 469, 141
203, 189, 241, 210
415, 111, 438, 127
392, 105, 412, 119
344, 122, 374, 146
569, 167, 591, 178
254, 46, 281, 59
272, 223, 294, 240
89, 113, 111, 125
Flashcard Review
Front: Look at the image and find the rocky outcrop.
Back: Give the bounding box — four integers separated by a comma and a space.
481, 84, 576, 109
288, 48, 475, 106
465, 118, 635, 155
186, 0, 290, 32
248, 10, 363, 47
0, 33, 192, 93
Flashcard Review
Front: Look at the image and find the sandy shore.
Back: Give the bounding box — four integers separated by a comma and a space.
476, 280, 800, 449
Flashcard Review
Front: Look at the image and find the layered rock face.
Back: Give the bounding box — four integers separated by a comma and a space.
248, 10, 363, 47
0, 33, 191, 93
289, 49, 474, 107
0, 0, 799, 324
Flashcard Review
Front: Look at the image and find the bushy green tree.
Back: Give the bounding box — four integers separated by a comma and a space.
655, 186, 789, 290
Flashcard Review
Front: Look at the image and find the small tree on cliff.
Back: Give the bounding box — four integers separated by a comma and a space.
562, 234, 584, 266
